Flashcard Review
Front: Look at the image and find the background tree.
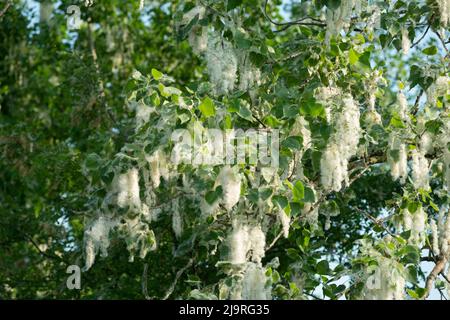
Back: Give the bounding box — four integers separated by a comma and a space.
0, 0, 449, 300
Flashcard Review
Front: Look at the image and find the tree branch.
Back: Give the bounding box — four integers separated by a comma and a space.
0, 1, 11, 18
423, 256, 448, 299
162, 258, 194, 300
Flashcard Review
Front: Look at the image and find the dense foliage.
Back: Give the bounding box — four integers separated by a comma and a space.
0, 0, 449, 300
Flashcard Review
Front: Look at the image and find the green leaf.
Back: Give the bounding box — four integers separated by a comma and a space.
151, 68, 163, 80
304, 187, 316, 203
293, 181, 305, 201
227, 0, 242, 10
282, 136, 303, 151
316, 260, 330, 275
349, 48, 359, 65
422, 46, 437, 55
198, 96, 216, 117
272, 195, 288, 209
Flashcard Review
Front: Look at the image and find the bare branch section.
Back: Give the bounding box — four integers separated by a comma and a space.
424, 256, 448, 299
0, 1, 11, 18
262, 0, 326, 30
163, 258, 194, 300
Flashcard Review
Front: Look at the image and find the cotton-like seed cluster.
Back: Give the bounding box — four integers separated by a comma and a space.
320, 95, 361, 191
292, 116, 312, 150
135, 104, 153, 129
427, 76, 450, 105
83, 216, 118, 271
241, 262, 271, 300
215, 166, 242, 211
387, 133, 408, 184
116, 168, 141, 209
314, 86, 341, 123
325, 0, 362, 43
228, 221, 266, 265
277, 209, 291, 238
411, 148, 430, 190
321, 204, 340, 231
420, 131, 434, 155
436, 0, 450, 27
402, 207, 427, 246
430, 206, 450, 257
366, 5, 381, 32
238, 54, 261, 92
401, 28, 410, 55
362, 256, 406, 300
397, 91, 408, 121
182, 6, 208, 54
205, 34, 238, 95
145, 149, 170, 188
444, 146, 450, 190
117, 216, 156, 262
172, 198, 183, 238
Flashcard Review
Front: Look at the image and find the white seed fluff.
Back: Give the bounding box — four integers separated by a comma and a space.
115, 168, 141, 209
401, 28, 410, 55
205, 34, 238, 95
437, 0, 450, 27
83, 216, 118, 270
387, 133, 408, 184
411, 149, 430, 190
215, 166, 241, 211
172, 198, 183, 238
241, 262, 271, 300
320, 95, 361, 191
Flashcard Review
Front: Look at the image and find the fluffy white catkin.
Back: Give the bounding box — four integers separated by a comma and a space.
241, 262, 271, 300
411, 149, 430, 190
215, 166, 241, 211
320, 94, 361, 191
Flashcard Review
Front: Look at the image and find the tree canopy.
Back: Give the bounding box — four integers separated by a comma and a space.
0, 0, 449, 300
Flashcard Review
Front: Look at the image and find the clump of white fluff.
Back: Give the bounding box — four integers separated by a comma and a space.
182, 6, 208, 54
83, 216, 118, 271
238, 53, 261, 91
387, 133, 408, 184
362, 256, 406, 300
241, 262, 271, 300
145, 149, 169, 188
403, 207, 427, 246
228, 220, 266, 265
443, 146, 450, 190
401, 28, 410, 55
228, 223, 249, 265
430, 219, 440, 256
420, 132, 434, 155
205, 34, 238, 95
436, 0, 450, 27
215, 166, 241, 211
135, 104, 153, 129
116, 168, 141, 209
431, 206, 450, 257
325, 0, 360, 43
117, 217, 156, 262
314, 86, 341, 123
320, 95, 361, 191
277, 209, 291, 238
172, 198, 183, 238
292, 116, 312, 150
427, 76, 450, 105
397, 91, 408, 121
411, 148, 430, 190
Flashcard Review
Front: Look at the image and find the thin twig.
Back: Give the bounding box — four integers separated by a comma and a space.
262, 0, 326, 30
411, 24, 431, 49
142, 263, 151, 300
0, 1, 11, 18
162, 258, 194, 300
87, 21, 118, 126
